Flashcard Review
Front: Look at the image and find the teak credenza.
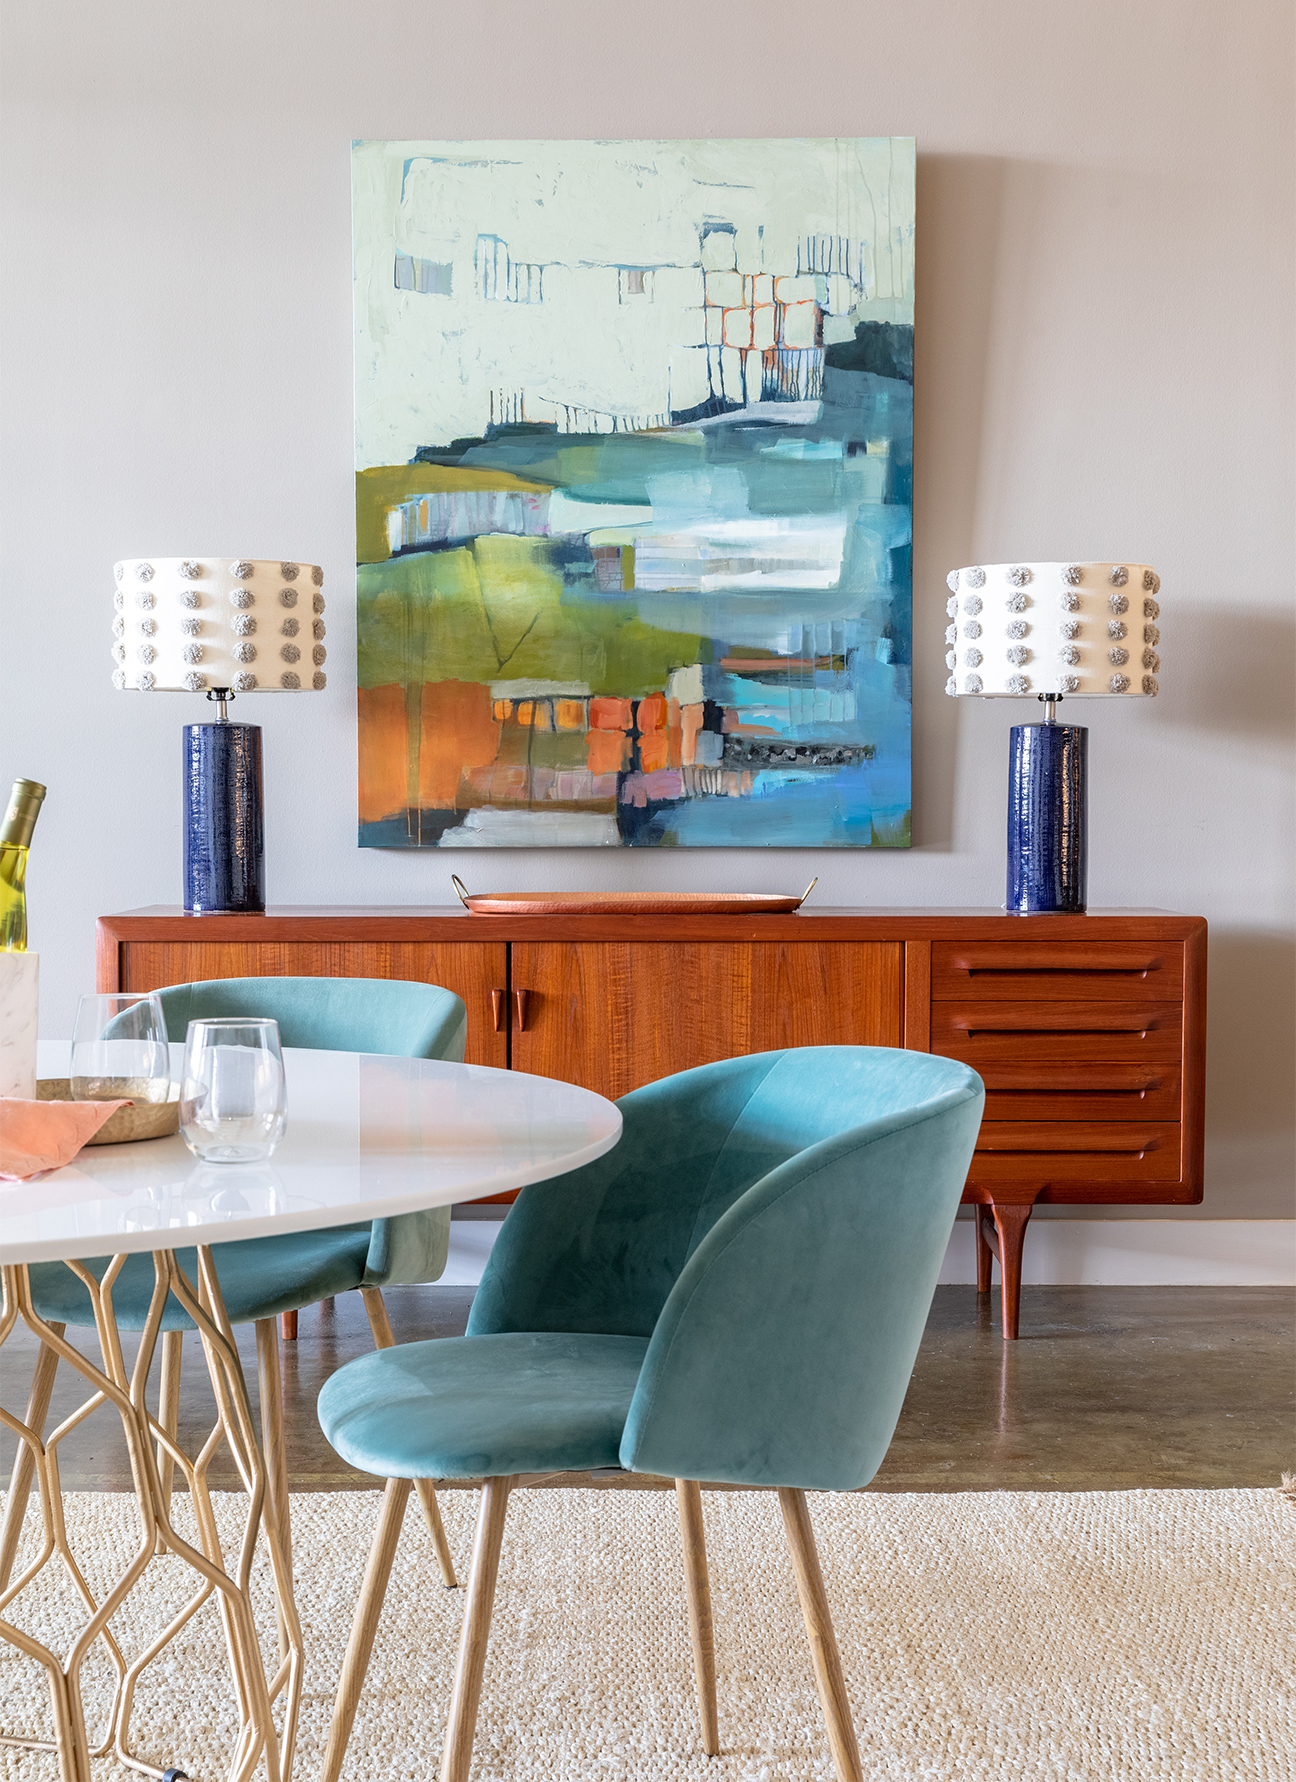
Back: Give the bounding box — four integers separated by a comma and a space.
97, 906, 1207, 1339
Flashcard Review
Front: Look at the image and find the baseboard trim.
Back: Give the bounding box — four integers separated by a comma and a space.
938, 1219, 1295, 1286
440, 1219, 1295, 1289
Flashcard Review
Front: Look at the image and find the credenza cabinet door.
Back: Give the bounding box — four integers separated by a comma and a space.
117, 938, 509, 1069
509, 941, 903, 1101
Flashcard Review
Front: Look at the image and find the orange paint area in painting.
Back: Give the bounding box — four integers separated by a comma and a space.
636, 693, 667, 733
587, 728, 631, 774
362, 678, 707, 823
358, 681, 501, 822
635, 692, 672, 773
666, 698, 683, 770
357, 684, 409, 824
680, 703, 705, 767
590, 696, 634, 731
638, 734, 670, 773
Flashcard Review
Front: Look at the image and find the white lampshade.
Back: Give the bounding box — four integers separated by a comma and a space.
111, 558, 326, 692
943, 562, 1160, 698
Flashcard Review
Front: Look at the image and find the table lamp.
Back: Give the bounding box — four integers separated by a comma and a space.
112, 558, 326, 913
943, 561, 1161, 913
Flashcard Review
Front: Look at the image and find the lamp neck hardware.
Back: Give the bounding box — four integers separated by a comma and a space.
207, 687, 234, 724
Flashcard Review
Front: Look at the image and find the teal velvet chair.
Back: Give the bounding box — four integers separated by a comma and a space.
315, 1046, 984, 1782
0, 975, 469, 1598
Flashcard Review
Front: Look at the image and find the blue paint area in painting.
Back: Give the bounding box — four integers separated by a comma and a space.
645, 764, 906, 848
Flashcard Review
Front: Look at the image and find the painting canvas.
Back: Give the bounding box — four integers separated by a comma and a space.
354, 138, 914, 848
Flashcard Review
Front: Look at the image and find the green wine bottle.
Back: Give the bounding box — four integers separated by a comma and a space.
0, 779, 46, 951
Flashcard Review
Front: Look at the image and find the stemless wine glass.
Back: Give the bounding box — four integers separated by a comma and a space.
179, 1018, 288, 1163
70, 992, 171, 1102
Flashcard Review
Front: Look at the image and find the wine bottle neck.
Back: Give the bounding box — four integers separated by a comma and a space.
1, 779, 45, 849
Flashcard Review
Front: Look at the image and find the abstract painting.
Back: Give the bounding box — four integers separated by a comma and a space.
354, 138, 914, 848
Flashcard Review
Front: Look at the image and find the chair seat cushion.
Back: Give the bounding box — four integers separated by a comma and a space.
26, 1224, 374, 1331
317, 1332, 650, 1480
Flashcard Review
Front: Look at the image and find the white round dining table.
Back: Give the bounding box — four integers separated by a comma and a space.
8, 1041, 622, 1264
1, 1044, 622, 1782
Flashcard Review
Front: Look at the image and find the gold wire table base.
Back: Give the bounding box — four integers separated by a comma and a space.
0, 1251, 303, 1782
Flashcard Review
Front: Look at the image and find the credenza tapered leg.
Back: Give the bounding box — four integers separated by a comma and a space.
975, 1209, 994, 1294
989, 1202, 1033, 1340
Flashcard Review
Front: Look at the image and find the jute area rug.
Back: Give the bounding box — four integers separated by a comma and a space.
2, 1486, 1291, 1782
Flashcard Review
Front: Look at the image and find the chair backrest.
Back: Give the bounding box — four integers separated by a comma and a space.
151, 975, 467, 1062
471, 1047, 983, 1492
147, 975, 467, 1289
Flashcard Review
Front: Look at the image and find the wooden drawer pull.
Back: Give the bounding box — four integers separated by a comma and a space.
514, 988, 530, 1032
976, 1141, 1159, 1156
962, 965, 1160, 979
490, 989, 505, 1033
962, 1023, 1154, 1038
990, 1079, 1162, 1097
944, 947, 1168, 973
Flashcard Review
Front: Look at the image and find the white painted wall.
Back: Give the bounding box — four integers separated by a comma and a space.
2, 0, 1292, 1239
439, 1219, 1296, 1289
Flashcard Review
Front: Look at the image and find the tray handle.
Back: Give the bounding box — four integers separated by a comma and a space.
450, 874, 472, 909
797, 876, 819, 908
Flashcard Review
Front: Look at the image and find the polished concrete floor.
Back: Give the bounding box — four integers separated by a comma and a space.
1, 1285, 1291, 1495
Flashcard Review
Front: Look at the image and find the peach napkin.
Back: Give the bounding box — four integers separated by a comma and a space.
0, 1097, 132, 1181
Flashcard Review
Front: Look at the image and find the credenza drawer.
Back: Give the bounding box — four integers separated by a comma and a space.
931, 1001, 1184, 1121
967, 1121, 1183, 1188
931, 942, 1184, 1003
932, 1000, 1182, 1058
977, 1062, 1182, 1122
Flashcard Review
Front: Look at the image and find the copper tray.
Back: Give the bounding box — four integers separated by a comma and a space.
451, 876, 816, 916
36, 1080, 181, 1144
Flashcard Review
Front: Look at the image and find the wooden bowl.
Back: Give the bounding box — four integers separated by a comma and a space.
36, 1080, 181, 1144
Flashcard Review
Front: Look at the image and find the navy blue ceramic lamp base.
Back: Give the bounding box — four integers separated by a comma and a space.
183, 720, 265, 913
1006, 721, 1088, 913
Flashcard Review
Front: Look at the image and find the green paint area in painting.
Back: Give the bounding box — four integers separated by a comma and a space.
357, 537, 704, 696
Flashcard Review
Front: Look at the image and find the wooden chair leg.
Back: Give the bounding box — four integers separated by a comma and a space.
676, 1479, 719, 1756
0, 1322, 64, 1592
320, 1476, 413, 1782
777, 1487, 863, 1782
361, 1285, 457, 1588
975, 1208, 994, 1293
989, 1202, 1033, 1340
279, 1309, 298, 1342
440, 1477, 513, 1782
154, 1327, 184, 1552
